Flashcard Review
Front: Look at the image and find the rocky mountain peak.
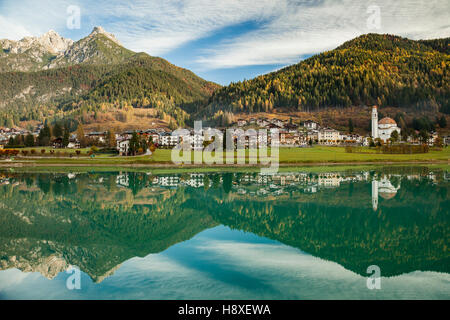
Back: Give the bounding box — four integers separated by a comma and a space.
0, 27, 127, 72
0, 30, 72, 55
37, 30, 73, 54
89, 26, 121, 46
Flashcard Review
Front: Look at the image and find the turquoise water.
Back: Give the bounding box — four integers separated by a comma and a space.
0, 167, 448, 299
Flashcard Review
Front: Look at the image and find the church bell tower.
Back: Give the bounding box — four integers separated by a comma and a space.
371, 106, 378, 139
372, 180, 379, 211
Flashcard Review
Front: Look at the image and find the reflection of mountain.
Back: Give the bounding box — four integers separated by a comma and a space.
0, 175, 217, 281
0, 169, 448, 281
212, 185, 448, 277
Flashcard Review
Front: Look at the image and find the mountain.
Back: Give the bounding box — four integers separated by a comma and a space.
203, 34, 449, 118
0, 30, 73, 72
45, 26, 134, 69
0, 27, 133, 72
0, 27, 220, 128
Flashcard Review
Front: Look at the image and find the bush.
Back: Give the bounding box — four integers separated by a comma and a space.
380, 144, 429, 154
0, 149, 20, 157
21, 150, 29, 156
41, 149, 46, 154
90, 146, 99, 153
97, 147, 119, 154
30, 149, 36, 155
345, 146, 369, 153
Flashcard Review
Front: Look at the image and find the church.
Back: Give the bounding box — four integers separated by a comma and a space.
372, 177, 401, 211
371, 106, 401, 142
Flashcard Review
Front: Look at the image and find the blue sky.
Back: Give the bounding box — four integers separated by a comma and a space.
1, 0, 449, 85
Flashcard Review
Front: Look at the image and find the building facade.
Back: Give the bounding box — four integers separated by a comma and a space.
371, 106, 401, 142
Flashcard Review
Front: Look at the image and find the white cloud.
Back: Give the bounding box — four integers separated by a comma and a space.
197, 0, 450, 69
0, 0, 76, 40
0, 16, 33, 39
0, 0, 448, 70
99, 0, 284, 55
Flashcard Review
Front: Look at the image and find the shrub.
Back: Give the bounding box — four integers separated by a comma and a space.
0, 149, 19, 157
30, 149, 36, 155
380, 144, 429, 154
41, 149, 46, 154
90, 146, 99, 153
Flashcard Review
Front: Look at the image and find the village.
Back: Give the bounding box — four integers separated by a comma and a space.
0, 107, 447, 155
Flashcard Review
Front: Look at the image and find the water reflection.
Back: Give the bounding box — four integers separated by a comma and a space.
0, 167, 448, 299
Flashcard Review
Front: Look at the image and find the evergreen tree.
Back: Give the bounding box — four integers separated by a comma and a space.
348, 119, 354, 133
438, 116, 447, 128
38, 124, 51, 146
129, 132, 140, 156
6, 137, 14, 147
53, 123, 63, 138
25, 134, 35, 147
419, 130, 429, 144
390, 130, 399, 143
13, 135, 24, 146
63, 129, 70, 148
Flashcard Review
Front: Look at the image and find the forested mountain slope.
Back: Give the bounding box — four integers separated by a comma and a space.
204, 34, 449, 117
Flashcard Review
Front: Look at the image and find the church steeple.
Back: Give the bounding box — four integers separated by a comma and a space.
371, 106, 378, 139
372, 180, 378, 211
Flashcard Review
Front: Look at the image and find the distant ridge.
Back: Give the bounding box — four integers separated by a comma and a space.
203, 34, 449, 117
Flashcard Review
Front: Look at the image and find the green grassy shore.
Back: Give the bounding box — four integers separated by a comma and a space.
0, 146, 448, 167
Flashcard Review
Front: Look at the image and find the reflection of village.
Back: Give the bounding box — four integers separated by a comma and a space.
1, 170, 444, 212
111, 170, 442, 210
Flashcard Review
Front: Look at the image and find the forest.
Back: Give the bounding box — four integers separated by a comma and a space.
0, 53, 219, 128
203, 34, 449, 117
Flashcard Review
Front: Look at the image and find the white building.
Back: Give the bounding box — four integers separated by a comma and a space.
318, 128, 341, 145
257, 118, 269, 127
189, 132, 205, 150
117, 139, 130, 155
237, 119, 247, 127
304, 120, 319, 130
160, 132, 180, 147
371, 106, 401, 142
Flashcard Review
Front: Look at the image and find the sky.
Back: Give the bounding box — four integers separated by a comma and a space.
1, 226, 449, 299
0, 0, 449, 85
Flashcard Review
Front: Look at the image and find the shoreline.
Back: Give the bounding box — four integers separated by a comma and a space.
0, 160, 448, 168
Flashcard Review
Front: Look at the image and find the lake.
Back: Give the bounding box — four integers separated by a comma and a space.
0, 166, 448, 299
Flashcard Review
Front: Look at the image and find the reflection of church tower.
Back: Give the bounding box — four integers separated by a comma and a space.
372, 180, 379, 211
371, 106, 378, 139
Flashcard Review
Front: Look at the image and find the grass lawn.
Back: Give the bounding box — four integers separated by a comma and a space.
2, 146, 449, 165
278, 146, 450, 163
138, 146, 450, 164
